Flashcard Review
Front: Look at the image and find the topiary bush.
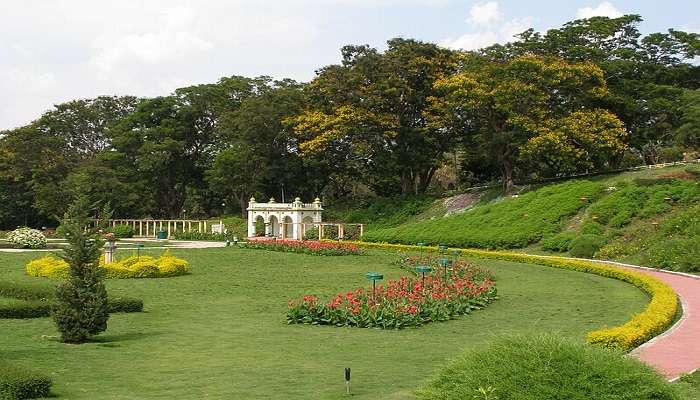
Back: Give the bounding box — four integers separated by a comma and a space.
6, 228, 46, 249
541, 232, 578, 252
103, 225, 134, 238
569, 234, 606, 258
0, 361, 52, 400
416, 334, 680, 400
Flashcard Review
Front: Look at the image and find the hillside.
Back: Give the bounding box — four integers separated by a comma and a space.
361, 164, 700, 272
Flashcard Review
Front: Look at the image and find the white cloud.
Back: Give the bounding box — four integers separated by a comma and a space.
442, 2, 534, 51
576, 2, 623, 19
468, 1, 501, 26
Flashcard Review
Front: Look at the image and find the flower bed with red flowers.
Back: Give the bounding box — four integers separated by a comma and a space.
243, 240, 361, 256
287, 259, 497, 329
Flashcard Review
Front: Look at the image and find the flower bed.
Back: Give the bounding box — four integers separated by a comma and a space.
244, 240, 361, 256
339, 240, 678, 351
287, 259, 497, 329
25, 251, 189, 279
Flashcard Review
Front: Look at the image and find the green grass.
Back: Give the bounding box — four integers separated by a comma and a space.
0, 247, 650, 399
323, 196, 440, 229
416, 334, 680, 400
677, 370, 700, 400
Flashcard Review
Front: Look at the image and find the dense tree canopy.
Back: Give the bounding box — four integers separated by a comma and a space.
0, 15, 697, 228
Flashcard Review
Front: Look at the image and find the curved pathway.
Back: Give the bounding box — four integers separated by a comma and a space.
621, 265, 700, 381
569, 259, 700, 381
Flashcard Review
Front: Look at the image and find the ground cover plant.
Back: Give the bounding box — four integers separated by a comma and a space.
416, 334, 680, 400
288, 258, 496, 328
243, 239, 361, 256
363, 180, 605, 249
0, 247, 651, 399
25, 251, 189, 279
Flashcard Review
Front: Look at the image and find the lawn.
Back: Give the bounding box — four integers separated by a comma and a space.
1, 247, 649, 399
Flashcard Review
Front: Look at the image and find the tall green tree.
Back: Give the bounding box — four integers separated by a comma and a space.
289, 38, 459, 195
429, 55, 619, 193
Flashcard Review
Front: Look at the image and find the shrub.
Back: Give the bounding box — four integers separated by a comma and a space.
25, 251, 189, 279
0, 361, 52, 400
0, 281, 142, 319
103, 225, 134, 238
541, 232, 578, 252
416, 334, 680, 400
173, 231, 234, 241
53, 225, 69, 239
288, 259, 496, 329
569, 234, 606, 258
6, 228, 46, 249
302, 227, 319, 240
52, 198, 110, 344
25, 257, 69, 279
645, 238, 700, 272
243, 240, 361, 256
344, 241, 678, 351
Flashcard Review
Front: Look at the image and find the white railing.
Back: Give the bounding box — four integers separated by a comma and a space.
93, 219, 220, 238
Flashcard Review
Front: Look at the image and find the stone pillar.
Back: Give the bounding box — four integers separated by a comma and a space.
103, 241, 116, 264
265, 222, 272, 237
338, 224, 344, 240
247, 197, 256, 237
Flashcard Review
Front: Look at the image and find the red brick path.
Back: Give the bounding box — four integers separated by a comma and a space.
624, 267, 700, 380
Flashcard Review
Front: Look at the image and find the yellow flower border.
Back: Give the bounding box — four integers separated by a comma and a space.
334, 240, 679, 351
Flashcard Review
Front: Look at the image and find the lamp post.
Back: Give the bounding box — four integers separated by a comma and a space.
365, 272, 383, 302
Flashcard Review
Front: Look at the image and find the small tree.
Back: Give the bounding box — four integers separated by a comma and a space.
53, 196, 109, 343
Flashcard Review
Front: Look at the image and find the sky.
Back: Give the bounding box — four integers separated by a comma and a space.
1, 0, 698, 130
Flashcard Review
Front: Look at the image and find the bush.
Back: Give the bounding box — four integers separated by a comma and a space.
569, 234, 606, 258
0, 281, 142, 319
25, 251, 189, 279
244, 240, 361, 256
25, 257, 69, 279
416, 334, 680, 400
53, 225, 69, 239
6, 228, 46, 249
0, 361, 52, 400
103, 225, 134, 238
541, 232, 578, 252
173, 231, 234, 241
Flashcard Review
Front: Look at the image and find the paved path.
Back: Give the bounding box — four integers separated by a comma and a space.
621, 266, 700, 380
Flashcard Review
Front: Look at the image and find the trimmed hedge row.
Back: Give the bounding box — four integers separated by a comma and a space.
26, 252, 189, 279
0, 362, 51, 400
0, 281, 143, 319
340, 240, 679, 351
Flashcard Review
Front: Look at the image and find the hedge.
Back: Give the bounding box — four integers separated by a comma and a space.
0, 281, 143, 319
0, 362, 51, 400
338, 240, 679, 351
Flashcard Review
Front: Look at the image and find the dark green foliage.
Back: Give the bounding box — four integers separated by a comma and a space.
52, 198, 109, 343
326, 196, 436, 229
541, 232, 578, 252
364, 180, 604, 249
172, 231, 235, 242
106, 297, 143, 313
416, 334, 680, 400
103, 225, 134, 238
0, 362, 52, 400
569, 234, 606, 258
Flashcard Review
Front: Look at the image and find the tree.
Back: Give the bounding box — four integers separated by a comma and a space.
53, 196, 109, 343
675, 89, 700, 148
482, 15, 700, 163
429, 55, 614, 193
520, 110, 628, 176
289, 38, 459, 195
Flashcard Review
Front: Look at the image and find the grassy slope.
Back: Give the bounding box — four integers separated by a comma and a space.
363, 165, 700, 271
0, 247, 647, 399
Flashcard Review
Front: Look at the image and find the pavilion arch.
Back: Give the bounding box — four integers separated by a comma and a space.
247, 197, 323, 240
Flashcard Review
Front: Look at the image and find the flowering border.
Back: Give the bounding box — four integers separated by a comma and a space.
333, 240, 678, 351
